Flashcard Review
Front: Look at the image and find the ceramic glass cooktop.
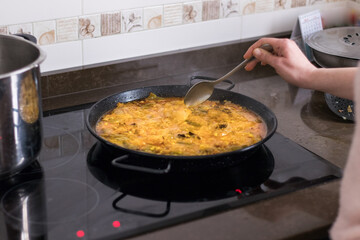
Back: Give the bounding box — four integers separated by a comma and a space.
0, 105, 342, 240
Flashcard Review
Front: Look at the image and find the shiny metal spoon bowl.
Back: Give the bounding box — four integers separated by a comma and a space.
184, 44, 273, 106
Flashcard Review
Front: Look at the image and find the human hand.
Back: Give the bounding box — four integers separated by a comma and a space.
243, 38, 317, 89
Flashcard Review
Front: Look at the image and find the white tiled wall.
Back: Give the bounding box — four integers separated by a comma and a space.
242, 2, 351, 39
0, 0, 82, 25
0, 0, 358, 73
40, 41, 83, 72
82, 17, 242, 66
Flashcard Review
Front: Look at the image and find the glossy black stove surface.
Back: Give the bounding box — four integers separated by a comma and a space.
0, 106, 342, 240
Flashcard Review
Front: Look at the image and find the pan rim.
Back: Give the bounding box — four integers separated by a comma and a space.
85, 84, 278, 160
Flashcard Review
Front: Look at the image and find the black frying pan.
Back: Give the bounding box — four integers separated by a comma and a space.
86, 85, 277, 173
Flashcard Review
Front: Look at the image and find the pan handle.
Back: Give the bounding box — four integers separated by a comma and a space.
113, 193, 171, 218
111, 155, 172, 174
190, 76, 235, 91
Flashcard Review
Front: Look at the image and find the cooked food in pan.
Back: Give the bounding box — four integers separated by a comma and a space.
96, 93, 266, 156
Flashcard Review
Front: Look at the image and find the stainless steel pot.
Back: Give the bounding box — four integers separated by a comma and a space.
306, 26, 360, 68
306, 27, 360, 121
0, 34, 46, 178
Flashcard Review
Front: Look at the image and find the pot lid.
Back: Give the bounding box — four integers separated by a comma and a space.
306, 26, 360, 60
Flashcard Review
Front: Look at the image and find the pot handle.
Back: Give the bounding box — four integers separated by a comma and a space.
111, 155, 172, 174
14, 33, 37, 44
113, 193, 171, 218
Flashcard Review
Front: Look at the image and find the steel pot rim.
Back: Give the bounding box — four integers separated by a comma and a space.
0, 34, 46, 79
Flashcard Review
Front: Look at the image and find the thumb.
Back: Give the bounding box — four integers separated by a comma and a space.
253, 48, 274, 65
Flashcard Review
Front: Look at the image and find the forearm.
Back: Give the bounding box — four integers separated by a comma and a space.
306, 67, 357, 100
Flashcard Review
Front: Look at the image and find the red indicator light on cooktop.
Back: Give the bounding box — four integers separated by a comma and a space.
76, 230, 85, 238
235, 189, 242, 194
113, 220, 121, 228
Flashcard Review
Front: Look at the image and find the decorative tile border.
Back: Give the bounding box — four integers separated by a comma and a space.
101, 12, 121, 36
291, 0, 307, 7
274, 0, 292, 10
202, 0, 221, 21
183, 1, 203, 24
240, 0, 256, 15
220, 0, 241, 18
0, 0, 343, 46
255, 0, 275, 13
79, 15, 101, 39
8, 23, 32, 35
34, 20, 56, 45
0, 26, 8, 34
57, 17, 78, 42
121, 8, 144, 33
164, 3, 183, 26
143, 6, 163, 29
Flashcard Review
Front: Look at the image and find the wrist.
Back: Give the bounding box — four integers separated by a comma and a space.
298, 64, 318, 90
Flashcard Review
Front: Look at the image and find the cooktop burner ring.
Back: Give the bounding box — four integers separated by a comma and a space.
38, 125, 81, 171
0, 178, 100, 225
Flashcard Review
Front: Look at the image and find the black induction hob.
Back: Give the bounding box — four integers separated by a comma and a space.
0, 105, 342, 240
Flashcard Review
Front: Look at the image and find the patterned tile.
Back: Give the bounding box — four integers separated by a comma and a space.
121, 8, 143, 33
220, 0, 241, 18
183, 1, 202, 24
255, 0, 275, 12
57, 17, 78, 42
202, 0, 220, 21
79, 15, 101, 39
274, 0, 292, 9
240, 0, 256, 14
0, 26, 8, 34
291, 0, 307, 7
8, 23, 33, 35
34, 20, 56, 45
164, 3, 183, 26
101, 12, 121, 36
144, 6, 163, 29
308, 0, 327, 5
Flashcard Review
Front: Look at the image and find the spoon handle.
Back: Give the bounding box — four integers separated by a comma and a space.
213, 43, 273, 84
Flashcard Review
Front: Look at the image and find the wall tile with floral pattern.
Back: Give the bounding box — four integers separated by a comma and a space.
121, 9, 143, 33
8, 23, 33, 35
183, 1, 203, 24
34, 20, 56, 45
144, 6, 163, 29
79, 15, 101, 39
220, 0, 241, 18
274, 0, 291, 10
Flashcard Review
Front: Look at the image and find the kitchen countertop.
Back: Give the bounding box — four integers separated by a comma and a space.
43, 48, 354, 239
